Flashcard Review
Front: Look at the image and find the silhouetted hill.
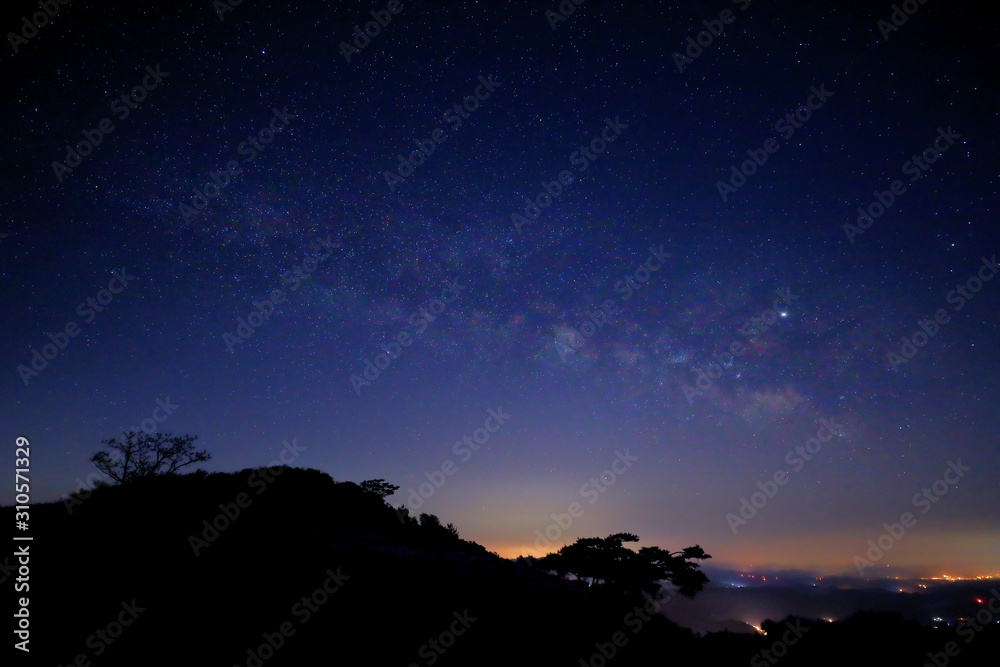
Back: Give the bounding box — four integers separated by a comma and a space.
4, 467, 998, 666
4, 467, 696, 666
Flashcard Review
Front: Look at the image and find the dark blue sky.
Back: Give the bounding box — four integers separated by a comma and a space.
3, 0, 998, 576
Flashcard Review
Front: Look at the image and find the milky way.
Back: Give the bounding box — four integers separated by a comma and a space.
3, 0, 998, 576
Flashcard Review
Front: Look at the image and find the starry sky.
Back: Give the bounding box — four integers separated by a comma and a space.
2, 0, 998, 577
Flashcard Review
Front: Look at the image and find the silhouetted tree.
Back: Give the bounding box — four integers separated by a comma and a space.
90, 431, 211, 484
419, 512, 460, 539
360, 478, 399, 500
539, 533, 711, 599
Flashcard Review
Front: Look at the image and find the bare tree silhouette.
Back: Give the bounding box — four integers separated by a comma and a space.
90, 431, 211, 484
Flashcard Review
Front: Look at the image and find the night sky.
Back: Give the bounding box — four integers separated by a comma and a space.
3, 0, 998, 578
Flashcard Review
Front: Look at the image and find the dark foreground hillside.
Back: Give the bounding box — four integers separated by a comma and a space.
4, 467, 998, 666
